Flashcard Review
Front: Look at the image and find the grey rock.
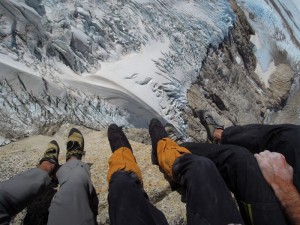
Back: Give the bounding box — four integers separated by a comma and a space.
183, 0, 296, 142
268, 64, 294, 109
25, 0, 46, 16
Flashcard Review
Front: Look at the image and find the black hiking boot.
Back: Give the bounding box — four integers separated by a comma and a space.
148, 118, 168, 165
107, 124, 132, 152
198, 110, 224, 143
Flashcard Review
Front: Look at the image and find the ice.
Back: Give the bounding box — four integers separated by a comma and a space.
0, 0, 236, 136
1, 0, 300, 139
237, 0, 300, 75
291, 0, 300, 13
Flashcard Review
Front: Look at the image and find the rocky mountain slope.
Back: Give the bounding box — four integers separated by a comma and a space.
183, 0, 295, 141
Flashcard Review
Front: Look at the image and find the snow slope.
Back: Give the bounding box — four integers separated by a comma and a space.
0, 0, 300, 143
0, 0, 235, 136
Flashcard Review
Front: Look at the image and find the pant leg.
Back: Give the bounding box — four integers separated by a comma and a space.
222, 124, 300, 190
173, 154, 244, 225
181, 142, 289, 225
0, 168, 51, 225
108, 171, 169, 225
47, 160, 96, 225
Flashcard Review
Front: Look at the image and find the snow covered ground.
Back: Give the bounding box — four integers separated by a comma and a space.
0, 0, 236, 135
0, 0, 300, 142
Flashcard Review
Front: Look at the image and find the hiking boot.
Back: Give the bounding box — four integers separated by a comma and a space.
66, 128, 85, 161
39, 140, 60, 166
198, 110, 224, 143
107, 124, 132, 152
148, 118, 168, 165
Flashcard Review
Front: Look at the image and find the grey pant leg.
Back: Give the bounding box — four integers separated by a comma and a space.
0, 168, 51, 225
47, 160, 96, 225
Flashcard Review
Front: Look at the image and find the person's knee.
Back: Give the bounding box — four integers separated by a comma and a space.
68, 170, 90, 187
222, 146, 262, 180
174, 154, 217, 179
57, 160, 91, 186
190, 155, 215, 171
108, 171, 143, 201
109, 171, 140, 191
225, 145, 256, 165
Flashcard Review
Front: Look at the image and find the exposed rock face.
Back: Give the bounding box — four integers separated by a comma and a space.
184, 0, 295, 141
184, 0, 265, 141
267, 64, 294, 110
266, 71, 300, 125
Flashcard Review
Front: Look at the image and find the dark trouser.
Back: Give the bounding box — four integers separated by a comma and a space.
181, 142, 289, 225
173, 154, 244, 225
108, 155, 243, 225
108, 171, 169, 225
222, 124, 300, 190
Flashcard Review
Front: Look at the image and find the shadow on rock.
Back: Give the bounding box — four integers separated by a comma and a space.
23, 183, 57, 225
23, 182, 99, 225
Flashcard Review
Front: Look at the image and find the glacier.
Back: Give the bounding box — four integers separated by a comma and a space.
0, 0, 236, 141
0, 0, 300, 144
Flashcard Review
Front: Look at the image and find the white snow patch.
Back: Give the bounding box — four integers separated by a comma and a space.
250, 34, 262, 49
0, 54, 38, 78
0, 136, 10, 146
93, 38, 171, 114
291, 0, 300, 13
250, 33, 277, 86
235, 55, 242, 64
255, 60, 277, 87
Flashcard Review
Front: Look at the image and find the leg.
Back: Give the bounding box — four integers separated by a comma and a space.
0, 168, 51, 225
173, 154, 243, 225
221, 124, 300, 190
107, 124, 168, 225
148, 119, 243, 225
108, 171, 168, 225
47, 159, 96, 225
182, 142, 289, 225
0, 140, 59, 225
199, 111, 300, 177
48, 128, 96, 225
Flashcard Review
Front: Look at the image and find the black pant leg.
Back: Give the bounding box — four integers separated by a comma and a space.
181, 142, 289, 225
108, 171, 169, 225
173, 154, 244, 225
222, 124, 300, 190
